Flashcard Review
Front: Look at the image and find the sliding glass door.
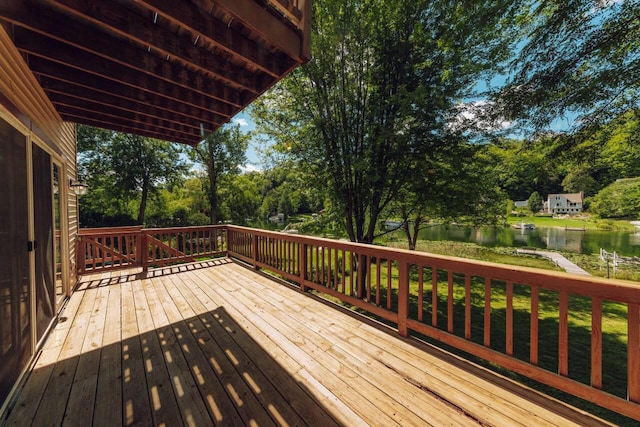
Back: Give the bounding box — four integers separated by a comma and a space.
0, 118, 31, 405
0, 115, 64, 407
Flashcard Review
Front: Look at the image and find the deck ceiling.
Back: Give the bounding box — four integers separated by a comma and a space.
0, 0, 310, 145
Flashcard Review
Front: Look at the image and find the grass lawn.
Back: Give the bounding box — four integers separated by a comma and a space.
507, 215, 636, 231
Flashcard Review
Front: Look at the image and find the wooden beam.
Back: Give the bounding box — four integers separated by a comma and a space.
40, 77, 223, 131
0, 2, 251, 106
208, 0, 304, 61
50, 94, 205, 136
268, 0, 303, 23
32, 59, 230, 126
58, 109, 200, 145
13, 29, 238, 118
136, 0, 298, 72
42, 0, 279, 87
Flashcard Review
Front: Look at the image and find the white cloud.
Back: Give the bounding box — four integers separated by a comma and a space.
449, 100, 512, 133
240, 163, 261, 173
233, 118, 248, 127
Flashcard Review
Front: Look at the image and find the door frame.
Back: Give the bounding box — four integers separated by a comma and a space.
0, 106, 70, 397
28, 135, 69, 350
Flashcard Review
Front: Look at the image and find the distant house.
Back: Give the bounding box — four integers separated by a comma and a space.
514, 200, 529, 208
547, 192, 584, 214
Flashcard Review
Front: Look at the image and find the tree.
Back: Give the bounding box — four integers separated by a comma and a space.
191, 125, 249, 224
394, 140, 507, 250
481, 138, 561, 201
561, 167, 598, 196
590, 177, 640, 218
77, 126, 187, 225
111, 134, 186, 224
498, 0, 640, 134
253, 0, 520, 245
528, 191, 543, 213
219, 173, 262, 225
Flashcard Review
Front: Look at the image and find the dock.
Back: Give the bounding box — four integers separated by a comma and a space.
516, 248, 591, 276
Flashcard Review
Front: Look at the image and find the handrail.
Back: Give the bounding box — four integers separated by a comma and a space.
76, 225, 227, 273
76, 224, 640, 420
225, 225, 640, 421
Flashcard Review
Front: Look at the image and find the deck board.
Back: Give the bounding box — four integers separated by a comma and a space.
2, 259, 613, 427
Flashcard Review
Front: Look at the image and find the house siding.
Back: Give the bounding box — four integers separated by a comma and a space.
547, 193, 584, 214
0, 26, 78, 285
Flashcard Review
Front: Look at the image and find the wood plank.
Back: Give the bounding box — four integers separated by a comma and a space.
141, 276, 213, 426
120, 279, 153, 426
186, 267, 368, 426
484, 278, 491, 347
5, 262, 618, 427
170, 272, 325, 426
28, 282, 98, 427
591, 297, 602, 389
155, 274, 282, 426
223, 265, 488, 426
62, 281, 111, 426
225, 269, 474, 426
197, 266, 423, 426
2, 276, 85, 426
559, 291, 569, 377
147, 275, 247, 425
227, 263, 608, 427
131, 276, 184, 427
93, 283, 123, 427
628, 303, 640, 403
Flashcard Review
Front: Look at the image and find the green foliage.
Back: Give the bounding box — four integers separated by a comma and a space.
527, 191, 543, 213
254, 0, 520, 244
219, 173, 261, 225
499, 0, 640, 133
589, 177, 640, 219
480, 138, 561, 201
190, 124, 249, 224
77, 125, 188, 226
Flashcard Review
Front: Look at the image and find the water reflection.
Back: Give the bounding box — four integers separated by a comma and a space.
417, 225, 640, 257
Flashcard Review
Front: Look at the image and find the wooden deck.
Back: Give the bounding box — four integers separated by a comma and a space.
1, 259, 612, 426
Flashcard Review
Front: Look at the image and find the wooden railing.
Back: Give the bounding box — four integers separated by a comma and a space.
77, 226, 143, 274
77, 225, 226, 274
225, 225, 640, 421
142, 226, 226, 269
77, 224, 640, 420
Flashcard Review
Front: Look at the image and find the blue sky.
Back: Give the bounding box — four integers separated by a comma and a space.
231, 110, 263, 170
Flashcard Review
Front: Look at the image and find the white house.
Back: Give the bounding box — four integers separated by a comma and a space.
547, 192, 584, 214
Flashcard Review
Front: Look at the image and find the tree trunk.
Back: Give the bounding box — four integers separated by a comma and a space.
137, 177, 149, 225
208, 169, 218, 225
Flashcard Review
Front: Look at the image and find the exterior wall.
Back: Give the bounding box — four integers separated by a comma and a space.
0, 26, 78, 284
547, 194, 583, 214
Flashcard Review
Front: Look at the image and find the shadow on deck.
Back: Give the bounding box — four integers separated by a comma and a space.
1, 259, 612, 426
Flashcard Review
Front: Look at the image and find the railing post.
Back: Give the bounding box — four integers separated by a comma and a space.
76, 236, 84, 275
299, 242, 307, 292
141, 230, 148, 272
251, 233, 258, 269
398, 260, 409, 337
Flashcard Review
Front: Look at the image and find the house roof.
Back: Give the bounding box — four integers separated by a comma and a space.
0, 0, 310, 145
548, 193, 584, 203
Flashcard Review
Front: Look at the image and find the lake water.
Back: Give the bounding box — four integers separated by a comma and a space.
417, 225, 640, 257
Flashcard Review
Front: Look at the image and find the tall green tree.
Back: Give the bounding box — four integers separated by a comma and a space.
191, 125, 249, 224
394, 140, 506, 250
77, 126, 187, 225
528, 191, 543, 213
253, 0, 520, 245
